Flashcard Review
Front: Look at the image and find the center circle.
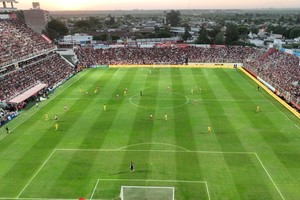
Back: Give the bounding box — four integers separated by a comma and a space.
130, 92, 189, 109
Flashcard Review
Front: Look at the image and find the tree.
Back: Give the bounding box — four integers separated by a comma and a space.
88, 17, 99, 26
166, 10, 181, 27
208, 25, 222, 43
214, 32, 225, 45
278, 16, 285, 24
290, 28, 300, 39
93, 34, 108, 41
196, 25, 210, 44
267, 25, 290, 38
105, 15, 116, 26
181, 23, 191, 41
155, 26, 172, 38
74, 20, 92, 31
225, 24, 239, 45
250, 26, 259, 34
237, 26, 250, 40
296, 15, 300, 24
237, 26, 249, 36
44, 19, 69, 40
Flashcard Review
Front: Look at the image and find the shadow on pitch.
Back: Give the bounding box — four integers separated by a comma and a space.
111, 169, 151, 175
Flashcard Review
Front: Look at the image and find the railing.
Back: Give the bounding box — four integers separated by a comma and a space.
0, 46, 57, 68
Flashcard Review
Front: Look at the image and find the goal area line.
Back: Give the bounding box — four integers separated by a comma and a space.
90, 178, 210, 200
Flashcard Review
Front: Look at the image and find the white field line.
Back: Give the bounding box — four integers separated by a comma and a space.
0, 198, 77, 200
259, 92, 300, 130
173, 186, 175, 200
99, 179, 208, 200
254, 153, 285, 200
0, 73, 87, 141
0, 133, 7, 140
113, 68, 121, 76
98, 178, 207, 183
113, 74, 208, 77
196, 99, 268, 102
117, 142, 191, 152
89, 179, 100, 200
16, 150, 57, 198
204, 182, 211, 200
56, 148, 256, 155
203, 69, 208, 76
268, 100, 300, 129
4, 148, 283, 200
121, 186, 175, 189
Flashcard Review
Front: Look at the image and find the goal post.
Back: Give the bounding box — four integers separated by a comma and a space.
120, 186, 175, 200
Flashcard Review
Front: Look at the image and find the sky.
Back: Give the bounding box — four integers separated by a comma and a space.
16, 0, 300, 11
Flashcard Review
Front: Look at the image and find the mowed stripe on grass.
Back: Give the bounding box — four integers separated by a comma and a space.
0, 68, 299, 199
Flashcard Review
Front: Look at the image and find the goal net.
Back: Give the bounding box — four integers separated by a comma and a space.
120, 186, 175, 200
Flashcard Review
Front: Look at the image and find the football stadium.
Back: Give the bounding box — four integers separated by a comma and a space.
1, 5, 300, 200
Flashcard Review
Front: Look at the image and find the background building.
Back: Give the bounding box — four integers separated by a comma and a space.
24, 2, 49, 33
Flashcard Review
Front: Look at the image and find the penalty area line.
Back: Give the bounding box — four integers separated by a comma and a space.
89, 179, 100, 200
255, 153, 286, 200
16, 150, 57, 198
204, 182, 211, 200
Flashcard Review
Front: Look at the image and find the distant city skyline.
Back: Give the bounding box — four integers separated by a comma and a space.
17, 0, 300, 11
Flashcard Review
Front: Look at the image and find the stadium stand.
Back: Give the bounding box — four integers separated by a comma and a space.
75, 46, 263, 66
244, 49, 300, 106
0, 19, 55, 67
75, 46, 300, 109
0, 52, 74, 101
0, 17, 299, 123
0, 19, 74, 127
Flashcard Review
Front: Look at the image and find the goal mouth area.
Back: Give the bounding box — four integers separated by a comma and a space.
120, 186, 175, 200
90, 179, 209, 200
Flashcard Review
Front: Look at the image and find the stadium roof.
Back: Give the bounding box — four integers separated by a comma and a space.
0, 1, 18, 3
8, 83, 47, 104
0, 0, 18, 12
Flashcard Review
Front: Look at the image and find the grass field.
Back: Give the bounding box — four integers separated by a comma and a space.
0, 67, 299, 200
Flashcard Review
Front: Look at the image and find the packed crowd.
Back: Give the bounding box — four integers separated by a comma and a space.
0, 64, 15, 76
0, 19, 54, 66
0, 53, 74, 101
76, 46, 299, 105
0, 17, 299, 109
244, 50, 300, 105
75, 46, 264, 66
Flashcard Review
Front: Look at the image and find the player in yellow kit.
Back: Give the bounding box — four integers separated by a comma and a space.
256, 105, 260, 112
54, 123, 59, 131
208, 125, 212, 134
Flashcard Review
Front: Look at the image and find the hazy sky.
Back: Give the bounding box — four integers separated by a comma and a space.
17, 0, 300, 11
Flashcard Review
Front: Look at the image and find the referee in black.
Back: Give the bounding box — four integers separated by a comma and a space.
130, 161, 134, 172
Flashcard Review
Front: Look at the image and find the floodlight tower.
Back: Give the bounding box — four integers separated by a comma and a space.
0, 0, 18, 12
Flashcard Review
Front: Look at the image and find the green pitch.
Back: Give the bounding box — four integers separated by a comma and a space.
0, 67, 299, 200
